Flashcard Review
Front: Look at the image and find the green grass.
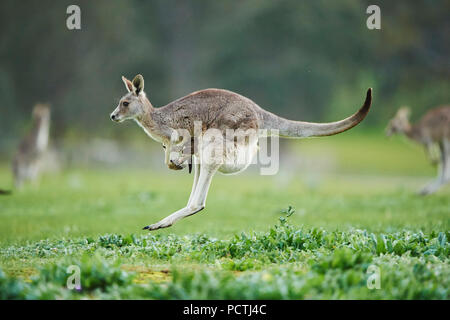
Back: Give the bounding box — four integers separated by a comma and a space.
0, 131, 448, 299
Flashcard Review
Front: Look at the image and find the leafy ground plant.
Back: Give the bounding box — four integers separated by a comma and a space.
0, 211, 448, 299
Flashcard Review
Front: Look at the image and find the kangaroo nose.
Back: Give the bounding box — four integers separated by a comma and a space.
111, 114, 116, 120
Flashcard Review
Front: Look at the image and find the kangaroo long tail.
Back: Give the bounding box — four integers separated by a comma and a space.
260, 88, 372, 138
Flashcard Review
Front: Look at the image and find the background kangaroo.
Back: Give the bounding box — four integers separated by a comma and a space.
111, 75, 372, 231
386, 105, 450, 195
12, 104, 51, 188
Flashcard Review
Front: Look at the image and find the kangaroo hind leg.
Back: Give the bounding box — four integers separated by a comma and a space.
143, 163, 219, 231
419, 139, 448, 195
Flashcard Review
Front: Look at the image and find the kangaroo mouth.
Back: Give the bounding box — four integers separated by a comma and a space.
110, 113, 123, 122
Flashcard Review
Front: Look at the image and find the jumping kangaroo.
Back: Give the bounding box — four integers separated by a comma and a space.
386, 106, 450, 195
12, 104, 51, 188
110, 75, 372, 230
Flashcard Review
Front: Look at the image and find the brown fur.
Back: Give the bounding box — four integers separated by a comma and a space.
112, 78, 371, 145
151, 89, 260, 135
407, 106, 450, 143
12, 104, 51, 188
387, 105, 450, 195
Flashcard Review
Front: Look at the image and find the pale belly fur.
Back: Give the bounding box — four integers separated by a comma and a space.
217, 140, 258, 175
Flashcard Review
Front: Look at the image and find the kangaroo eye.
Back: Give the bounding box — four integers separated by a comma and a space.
162, 145, 166, 149
122, 101, 129, 107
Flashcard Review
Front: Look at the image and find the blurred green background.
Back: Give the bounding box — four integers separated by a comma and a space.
1, 0, 449, 157
0, 2, 449, 300
0, 1, 449, 210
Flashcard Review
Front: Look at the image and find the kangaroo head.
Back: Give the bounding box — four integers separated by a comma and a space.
386, 107, 411, 136
32, 103, 51, 121
110, 74, 150, 122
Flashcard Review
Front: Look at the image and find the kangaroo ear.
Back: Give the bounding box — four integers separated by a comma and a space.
132, 74, 144, 95
122, 76, 134, 93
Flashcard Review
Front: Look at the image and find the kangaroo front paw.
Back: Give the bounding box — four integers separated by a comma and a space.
143, 219, 173, 231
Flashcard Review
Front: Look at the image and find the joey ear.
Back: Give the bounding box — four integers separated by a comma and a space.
132, 74, 144, 95
122, 76, 134, 93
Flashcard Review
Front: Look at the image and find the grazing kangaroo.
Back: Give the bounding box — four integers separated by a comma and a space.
12, 104, 51, 188
111, 75, 372, 230
386, 106, 450, 195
